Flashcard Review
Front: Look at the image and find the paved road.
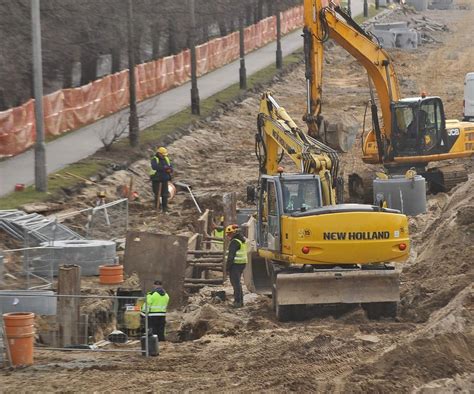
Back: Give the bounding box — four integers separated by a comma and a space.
0, 3, 368, 197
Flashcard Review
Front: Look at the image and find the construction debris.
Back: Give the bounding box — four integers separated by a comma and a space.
0, 210, 83, 244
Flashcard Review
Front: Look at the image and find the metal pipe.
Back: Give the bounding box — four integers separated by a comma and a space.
187, 186, 202, 214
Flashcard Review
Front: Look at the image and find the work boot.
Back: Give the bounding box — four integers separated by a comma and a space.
232, 302, 243, 308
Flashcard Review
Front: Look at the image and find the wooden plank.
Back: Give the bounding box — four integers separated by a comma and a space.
57, 264, 81, 347
187, 263, 223, 270
184, 278, 224, 284
184, 283, 220, 289
186, 258, 223, 263
187, 250, 223, 256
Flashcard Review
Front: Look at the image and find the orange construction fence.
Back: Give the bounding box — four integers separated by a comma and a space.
0, 6, 304, 158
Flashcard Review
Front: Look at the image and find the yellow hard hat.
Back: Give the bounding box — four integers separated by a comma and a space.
225, 224, 239, 235
156, 146, 168, 156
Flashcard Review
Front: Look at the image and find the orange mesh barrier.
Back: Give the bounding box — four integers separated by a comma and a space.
0, 5, 305, 157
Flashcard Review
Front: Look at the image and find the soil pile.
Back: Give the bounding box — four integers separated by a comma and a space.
401, 176, 474, 322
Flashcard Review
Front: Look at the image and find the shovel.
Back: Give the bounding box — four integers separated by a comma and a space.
174, 181, 202, 214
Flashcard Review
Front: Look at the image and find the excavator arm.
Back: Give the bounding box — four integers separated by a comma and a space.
257, 92, 339, 205
303, 0, 400, 158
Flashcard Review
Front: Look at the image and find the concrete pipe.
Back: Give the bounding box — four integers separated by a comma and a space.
38, 239, 117, 276
0, 290, 57, 315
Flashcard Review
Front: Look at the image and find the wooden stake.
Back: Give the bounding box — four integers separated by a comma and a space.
57, 265, 81, 347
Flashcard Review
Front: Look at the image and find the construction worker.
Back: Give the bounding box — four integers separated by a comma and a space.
149, 146, 173, 212
225, 224, 247, 308
141, 280, 170, 341
212, 216, 225, 250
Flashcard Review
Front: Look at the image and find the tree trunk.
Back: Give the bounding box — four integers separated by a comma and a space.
111, 46, 121, 73
80, 46, 98, 85
218, 21, 227, 37
257, 0, 264, 21
151, 22, 161, 60
62, 60, 74, 88
245, 4, 253, 26
167, 19, 178, 55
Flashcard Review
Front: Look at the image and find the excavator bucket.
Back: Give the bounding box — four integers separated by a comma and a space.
243, 252, 272, 295
322, 119, 359, 153
275, 268, 400, 306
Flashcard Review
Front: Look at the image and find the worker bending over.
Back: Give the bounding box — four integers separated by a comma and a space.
141, 280, 170, 341
149, 146, 173, 212
225, 224, 247, 308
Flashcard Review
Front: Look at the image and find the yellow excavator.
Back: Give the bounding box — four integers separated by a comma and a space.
302, 0, 474, 194
244, 92, 410, 321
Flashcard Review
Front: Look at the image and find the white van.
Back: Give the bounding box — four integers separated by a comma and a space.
464, 72, 474, 121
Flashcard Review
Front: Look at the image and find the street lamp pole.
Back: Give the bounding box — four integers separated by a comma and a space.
31, 0, 47, 192
189, 0, 200, 115
127, 0, 139, 147
276, 1, 283, 69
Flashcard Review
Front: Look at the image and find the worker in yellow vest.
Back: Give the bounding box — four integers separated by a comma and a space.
225, 224, 247, 308
212, 216, 225, 250
141, 280, 170, 341
149, 146, 173, 212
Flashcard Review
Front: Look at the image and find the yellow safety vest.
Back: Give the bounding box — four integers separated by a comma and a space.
141, 291, 170, 316
149, 156, 171, 177
234, 238, 247, 264
213, 228, 224, 250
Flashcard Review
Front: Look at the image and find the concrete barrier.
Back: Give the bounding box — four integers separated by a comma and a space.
0, 290, 57, 315
372, 23, 419, 49
407, 0, 428, 11
429, 0, 454, 9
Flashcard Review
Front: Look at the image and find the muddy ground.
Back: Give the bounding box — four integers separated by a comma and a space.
1, 3, 474, 392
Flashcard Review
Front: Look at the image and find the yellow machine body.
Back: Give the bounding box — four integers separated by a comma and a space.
268, 211, 409, 265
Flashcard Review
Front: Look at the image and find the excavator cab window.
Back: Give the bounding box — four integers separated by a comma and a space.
393, 98, 446, 155
419, 98, 446, 153
257, 177, 281, 251
281, 178, 322, 213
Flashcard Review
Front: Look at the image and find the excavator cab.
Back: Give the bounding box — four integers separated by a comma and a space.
392, 97, 448, 156
257, 174, 322, 252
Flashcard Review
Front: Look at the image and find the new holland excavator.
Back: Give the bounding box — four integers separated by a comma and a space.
243, 92, 410, 321
301, 0, 474, 194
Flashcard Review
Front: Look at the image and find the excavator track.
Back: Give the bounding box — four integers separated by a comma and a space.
424, 164, 468, 193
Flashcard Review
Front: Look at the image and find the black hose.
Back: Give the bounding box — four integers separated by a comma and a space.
256, 113, 267, 174
361, 100, 370, 154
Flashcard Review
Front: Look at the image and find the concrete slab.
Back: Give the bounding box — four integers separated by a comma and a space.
123, 231, 188, 309
407, 0, 428, 11
373, 21, 408, 30
373, 30, 397, 48
37, 240, 117, 276
392, 28, 419, 49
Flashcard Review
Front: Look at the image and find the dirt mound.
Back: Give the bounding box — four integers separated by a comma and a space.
347, 286, 473, 392
176, 304, 244, 340
413, 373, 474, 393
400, 176, 474, 322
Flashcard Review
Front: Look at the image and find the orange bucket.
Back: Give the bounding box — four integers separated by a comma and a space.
3, 312, 35, 366
99, 264, 124, 285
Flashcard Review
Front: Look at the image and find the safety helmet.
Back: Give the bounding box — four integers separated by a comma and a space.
225, 224, 239, 235
156, 146, 168, 156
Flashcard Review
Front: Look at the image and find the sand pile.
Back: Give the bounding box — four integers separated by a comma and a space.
400, 176, 474, 322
